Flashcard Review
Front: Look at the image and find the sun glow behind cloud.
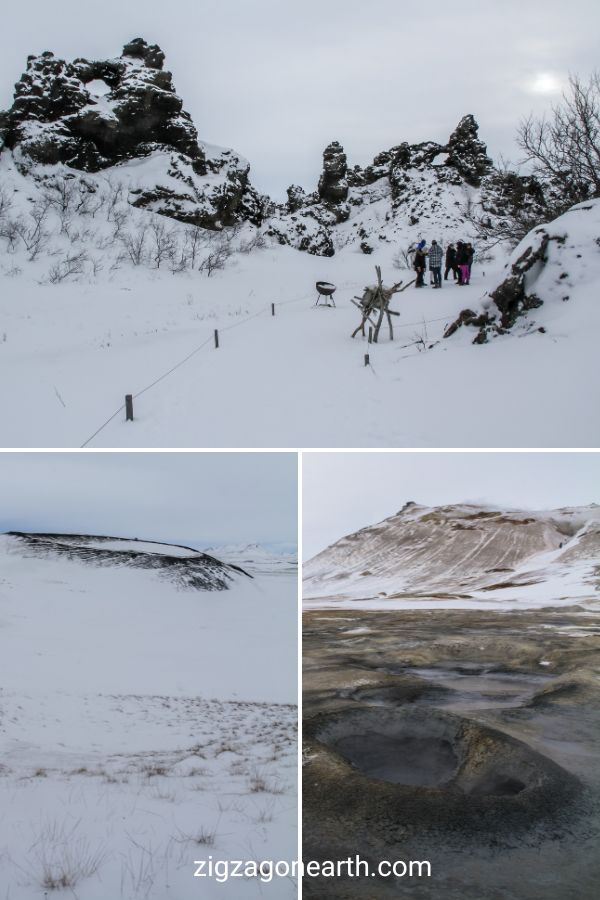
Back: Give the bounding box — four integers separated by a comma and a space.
528, 72, 563, 94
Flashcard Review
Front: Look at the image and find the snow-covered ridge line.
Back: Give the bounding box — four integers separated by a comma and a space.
304, 502, 600, 611
3, 530, 251, 589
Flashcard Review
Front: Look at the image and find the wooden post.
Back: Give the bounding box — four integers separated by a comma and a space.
271, 303, 275, 316
364, 353, 370, 367
125, 394, 134, 421
368, 326, 373, 344
214, 329, 219, 349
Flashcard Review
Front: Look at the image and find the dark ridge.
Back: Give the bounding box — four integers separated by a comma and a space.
5, 531, 252, 589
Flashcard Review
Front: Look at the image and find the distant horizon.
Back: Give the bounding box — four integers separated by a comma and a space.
1, 528, 297, 556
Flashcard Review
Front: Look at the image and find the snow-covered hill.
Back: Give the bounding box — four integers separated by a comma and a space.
203, 542, 297, 576
0, 530, 297, 898
303, 502, 600, 610
5, 530, 250, 589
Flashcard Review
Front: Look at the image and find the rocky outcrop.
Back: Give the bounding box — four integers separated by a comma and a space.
3, 40, 204, 171
446, 114, 492, 186
0, 39, 264, 230
318, 141, 348, 204
270, 116, 495, 256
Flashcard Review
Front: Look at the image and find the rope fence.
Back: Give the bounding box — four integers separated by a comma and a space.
79, 285, 454, 447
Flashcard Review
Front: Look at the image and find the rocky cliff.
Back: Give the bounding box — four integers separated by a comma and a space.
0, 38, 264, 229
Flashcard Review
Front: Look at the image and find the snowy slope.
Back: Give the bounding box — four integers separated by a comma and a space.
0, 531, 297, 898
303, 502, 600, 610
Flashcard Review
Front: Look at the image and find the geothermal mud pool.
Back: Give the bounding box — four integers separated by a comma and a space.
303, 608, 600, 899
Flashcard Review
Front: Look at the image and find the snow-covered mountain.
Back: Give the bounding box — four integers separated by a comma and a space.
303, 502, 600, 610
0, 526, 297, 899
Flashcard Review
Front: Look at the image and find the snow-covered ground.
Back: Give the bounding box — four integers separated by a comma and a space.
1, 155, 599, 448
0, 534, 297, 899
3, 241, 599, 449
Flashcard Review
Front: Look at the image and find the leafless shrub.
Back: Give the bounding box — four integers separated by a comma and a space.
149, 219, 176, 268
237, 229, 267, 253
105, 181, 125, 222
199, 236, 233, 276
111, 207, 129, 239
90, 256, 104, 277
0, 217, 22, 252
121, 226, 148, 265
184, 224, 207, 268
392, 245, 412, 269
46, 250, 89, 283
0, 183, 14, 220
518, 71, 600, 214
12, 199, 52, 260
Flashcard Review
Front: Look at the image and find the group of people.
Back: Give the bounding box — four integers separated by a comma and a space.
412, 240, 474, 289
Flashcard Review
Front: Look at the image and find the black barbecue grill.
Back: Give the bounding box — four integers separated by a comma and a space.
315, 281, 337, 307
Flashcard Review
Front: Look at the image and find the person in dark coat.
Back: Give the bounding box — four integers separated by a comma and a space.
444, 243, 457, 281
456, 242, 470, 285
414, 246, 427, 287
466, 243, 474, 280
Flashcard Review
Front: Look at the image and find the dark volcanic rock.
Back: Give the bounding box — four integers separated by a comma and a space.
318, 141, 348, 204
3, 39, 205, 172
490, 230, 550, 327
446, 114, 492, 186
1, 39, 264, 230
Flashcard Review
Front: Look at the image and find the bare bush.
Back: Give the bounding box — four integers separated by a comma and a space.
46, 250, 89, 283
12, 199, 53, 260
462, 160, 550, 251
0, 216, 22, 252
392, 246, 412, 269
199, 236, 233, 276
183, 224, 206, 268
518, 71, 600, 214
237, 229, 267, 253
0, 183, 14, 220
149, 219, 176, 269
105, 181, 125, 222
121, 226, 148, 266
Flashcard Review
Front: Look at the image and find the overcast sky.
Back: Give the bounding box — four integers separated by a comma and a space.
1, 0, 598, 198
0, 452, 297, 552
303, 452, 600, 558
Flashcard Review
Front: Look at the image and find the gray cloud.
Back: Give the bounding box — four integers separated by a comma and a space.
303, 452, 600, 559
0, 452, 297, 551
1, 0, 598, 198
